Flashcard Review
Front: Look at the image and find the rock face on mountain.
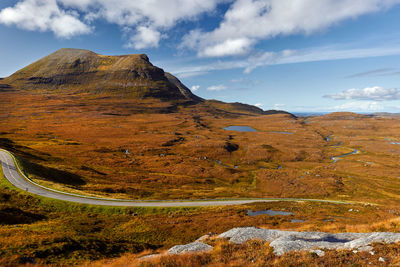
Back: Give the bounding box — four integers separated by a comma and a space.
3, 48, 201, 102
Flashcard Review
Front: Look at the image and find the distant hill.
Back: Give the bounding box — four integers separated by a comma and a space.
204, 100, 294, 117
322, 112, 372, 120
371, 112, 400, 118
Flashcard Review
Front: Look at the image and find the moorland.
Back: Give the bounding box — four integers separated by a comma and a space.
1, 49, 400, 265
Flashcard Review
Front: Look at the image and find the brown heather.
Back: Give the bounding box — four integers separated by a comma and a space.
1, 49, 400, 265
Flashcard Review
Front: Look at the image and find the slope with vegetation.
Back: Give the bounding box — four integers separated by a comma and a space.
1, 49, 400, 265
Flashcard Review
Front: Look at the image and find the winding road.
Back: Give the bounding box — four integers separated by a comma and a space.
0, 149, 350, 207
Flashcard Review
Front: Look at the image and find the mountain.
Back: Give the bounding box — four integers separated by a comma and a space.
3, 48, 200, 102
3, 48, 293, 117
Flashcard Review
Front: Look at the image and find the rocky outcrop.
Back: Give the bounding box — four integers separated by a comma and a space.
167, 242, 213, 254
220, 227, 400, 255
165, 227, 400, 257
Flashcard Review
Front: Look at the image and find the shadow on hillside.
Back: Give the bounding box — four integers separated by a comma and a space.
0, 138, 46, 161
0, 207, 46, 225
0, 138, 85, 186
19, 158, 86, 186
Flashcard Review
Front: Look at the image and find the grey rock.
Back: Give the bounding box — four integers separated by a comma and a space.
167, 242, 213, 254
219, 226, 288, 244
139, 254, 161, 260
218, 227, 400, 255
343, 232, 400, 249
309, 249, 325, 257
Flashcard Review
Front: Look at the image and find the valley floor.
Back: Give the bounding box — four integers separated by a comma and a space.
1, 90, 400, 265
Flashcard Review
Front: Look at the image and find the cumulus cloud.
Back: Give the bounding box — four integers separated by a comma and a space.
190, 85, 200, 91
325, 86, 400, 101
4, 0, 399, 53
0, 0, 222, 46
254, 103, 263, 107
207, 84, 227, 91
182, 0, 400, 57
0, 0, 91, 38
126, 26, 162, 49
200, 38, 254, 57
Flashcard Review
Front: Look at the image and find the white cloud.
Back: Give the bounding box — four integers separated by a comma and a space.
182, 0, 400, 57
2, 0, 400, 52
175, 71, 209, 79
200, 38, 254, 57
207, 84, 227, 91
0, 0, 222, 46
333, 101, 384, 111
254, 103, 263, 107
325, 86, 400, 101
190, 85, 200, 91
286, 101, 387, 112
126, 26, 162, 49
345, 68, 395, 78
171, 44, 400, 76
0, 0, 91, 38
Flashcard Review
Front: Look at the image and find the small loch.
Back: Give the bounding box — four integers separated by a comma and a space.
291, 219, 306, 223
331, 149, 358, 163
247, 209, 294, 217
224, 126, 257, 132
267, 131, 293, 134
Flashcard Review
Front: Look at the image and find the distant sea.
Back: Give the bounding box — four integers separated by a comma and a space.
292, 112, 400, 117
292, 112, 330, 117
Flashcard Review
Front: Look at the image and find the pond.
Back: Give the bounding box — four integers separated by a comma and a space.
247, 209, 294, 217
331, 149, 358, 163
223, 126, 257, 132
267, 131, 293, 134
216, 160, 230, 168
291, 219, 306, 223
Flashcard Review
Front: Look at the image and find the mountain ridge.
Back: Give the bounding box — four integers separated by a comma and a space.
3, 48, 292, 116
4, 48, 199, 102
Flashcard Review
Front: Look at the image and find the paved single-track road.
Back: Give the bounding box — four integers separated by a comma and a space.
0, 149, 351, 207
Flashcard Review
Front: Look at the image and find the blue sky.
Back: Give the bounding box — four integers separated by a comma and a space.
1, 0, 400, 113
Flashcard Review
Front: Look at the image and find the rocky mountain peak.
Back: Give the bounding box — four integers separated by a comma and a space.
3, 48, 202, 102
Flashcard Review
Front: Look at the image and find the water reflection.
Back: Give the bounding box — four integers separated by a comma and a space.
224, 126, 257, 132
247, 209, 294, 216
